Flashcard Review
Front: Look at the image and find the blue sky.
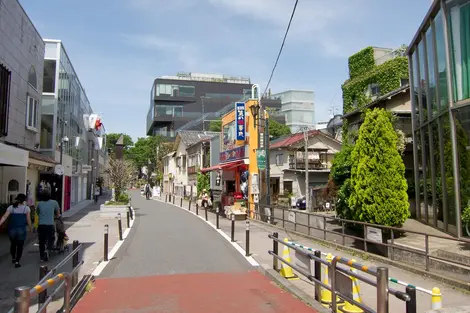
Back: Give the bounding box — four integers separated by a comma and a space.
21, 0, 432, 141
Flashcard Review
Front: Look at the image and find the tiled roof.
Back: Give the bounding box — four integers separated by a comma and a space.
270, 130, 320, 149
176, 130, 219, 148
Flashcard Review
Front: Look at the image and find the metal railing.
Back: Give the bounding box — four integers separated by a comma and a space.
254, 203, 470, 275
269, 233, 412, 313
9, 242, 84, 313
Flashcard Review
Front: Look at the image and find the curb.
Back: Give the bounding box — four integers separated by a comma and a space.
91, 206, 136, 277
151, 196, 259, 267
250, 219, 470, 292
257, 266, 330, 313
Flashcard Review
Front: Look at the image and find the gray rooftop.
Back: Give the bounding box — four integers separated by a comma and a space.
175, 130, 220, 149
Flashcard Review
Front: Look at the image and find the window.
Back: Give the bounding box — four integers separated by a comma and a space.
276, 154, 284, 166
28, 66, 37, 90
400, 78, 410, 86
368, 83, 380, 96
43, 60, 56, 93
0, 64, 11, 136
156, 84, 195, 97
448, 2, 470, 101
26, 96, 39, 130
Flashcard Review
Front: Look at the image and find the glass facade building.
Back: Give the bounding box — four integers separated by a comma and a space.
41, 40, 106, 206
408, 0, 470, 236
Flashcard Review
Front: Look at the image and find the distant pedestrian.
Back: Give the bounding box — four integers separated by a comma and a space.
36, 191, 60, 262
0, 194, 33, 268
94, 187, 100, 203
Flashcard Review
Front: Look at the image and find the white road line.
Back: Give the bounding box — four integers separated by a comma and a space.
151, 197, 259, 267
91, 206, 135, 276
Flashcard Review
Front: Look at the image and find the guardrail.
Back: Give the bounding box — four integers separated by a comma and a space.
9, 241, 84, 313
269, 232, 416, 313
253, 203, 470, 276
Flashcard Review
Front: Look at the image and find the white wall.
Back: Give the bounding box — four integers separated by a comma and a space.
0, 166, 27, 203
27, 167, 39, 204
174, 141, 188, 186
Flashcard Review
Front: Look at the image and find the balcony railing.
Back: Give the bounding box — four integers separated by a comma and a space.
288, 160, 328, 170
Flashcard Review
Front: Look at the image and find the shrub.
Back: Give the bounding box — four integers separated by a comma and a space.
348, 108, 410, 227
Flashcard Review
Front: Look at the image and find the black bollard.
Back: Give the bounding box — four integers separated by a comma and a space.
205, 206, 208, 221
38, 265, 48, 306
127, 211, 130, 228
104, 225, 109, 261
245, 220, 250, 256
118, 214, 123, 241
231, 214, 235, 242
216, 206, 220, 229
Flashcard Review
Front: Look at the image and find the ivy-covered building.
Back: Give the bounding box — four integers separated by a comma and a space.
407, 0, 470, 237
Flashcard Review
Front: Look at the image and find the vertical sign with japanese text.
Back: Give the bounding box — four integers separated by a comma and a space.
235, 102, 246, 141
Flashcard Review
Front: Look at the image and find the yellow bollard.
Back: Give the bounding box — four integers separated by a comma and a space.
339, 259, 363, 313
431, 287, 442, 309
279, 238, 299, 280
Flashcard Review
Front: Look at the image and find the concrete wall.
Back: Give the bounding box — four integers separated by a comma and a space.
0, 0, 45, 150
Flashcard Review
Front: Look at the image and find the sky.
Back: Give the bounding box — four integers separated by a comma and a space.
21, 0, 432, 141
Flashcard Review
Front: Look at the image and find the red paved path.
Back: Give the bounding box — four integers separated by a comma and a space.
74, 270, 318, 313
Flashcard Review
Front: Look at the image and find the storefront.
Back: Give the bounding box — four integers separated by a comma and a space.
0, 143, 29, 204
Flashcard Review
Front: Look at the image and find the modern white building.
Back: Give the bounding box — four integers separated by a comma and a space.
41, 39, 106, 210
0, 0, 53, 206
273, 90, 315, 133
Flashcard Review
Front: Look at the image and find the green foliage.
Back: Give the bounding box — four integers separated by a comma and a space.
330, 144, 354, 219
117, 192, 129, 204
348, 47, 375, 79
342, 57, 409, 113
269, 119, 291, 139
348, 108, 410, 227
106, 133, 134, 156
462, 201, 470, 225
196, 171, 210, 196
209, 120, 222, 132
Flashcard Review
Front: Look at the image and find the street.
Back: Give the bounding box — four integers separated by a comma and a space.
73, 191, 320, 313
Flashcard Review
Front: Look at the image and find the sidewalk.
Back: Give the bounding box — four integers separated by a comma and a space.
0, 196, 125, 312
158, 195, 470, 313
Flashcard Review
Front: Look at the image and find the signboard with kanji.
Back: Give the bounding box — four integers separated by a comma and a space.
235, 102, 246, 141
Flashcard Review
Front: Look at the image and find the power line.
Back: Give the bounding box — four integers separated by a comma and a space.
262, 0, 299, 98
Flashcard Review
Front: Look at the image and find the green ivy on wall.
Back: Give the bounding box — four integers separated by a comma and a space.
342, 56, 409, 114
348, 47, 375, 79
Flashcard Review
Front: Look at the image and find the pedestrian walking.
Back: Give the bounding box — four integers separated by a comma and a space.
94, 187, 100, 203
36, 191, 61, 262
0, 193, 33, 268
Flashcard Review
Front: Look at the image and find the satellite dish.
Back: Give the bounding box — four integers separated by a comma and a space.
54, 165, 64, 176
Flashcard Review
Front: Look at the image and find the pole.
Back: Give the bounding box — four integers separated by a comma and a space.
405, 286, 417, 313
14, 286, 30, 313
38, 266, 48, 309
205, 206, 208, 221
60, 119, 65, 164
303, 127, 309, 210
201, 96, 205, 131
72, 240, 79, 287
314, 250, 321, 301
117, 214, 123, 241
265, 117, 271, 206
216, 206, 220, 229
104, 224, 109, 261
376, 267, 389, 313
245, 220, 250, 256
231, 214, 235, 242
126, 211, 130, 228
272, 232, 279, 271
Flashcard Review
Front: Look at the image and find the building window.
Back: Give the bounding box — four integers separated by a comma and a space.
28, 66, 38, 90
27, 96, 39, 130
0, 64, 11, 137
448, 2, 470, 101
434, 10, 449, 110
368, 83, 380, 96
156, 84, 195, 97
43, 60, 56, 93
276, 154, 284, 166
400, 78, 410, 86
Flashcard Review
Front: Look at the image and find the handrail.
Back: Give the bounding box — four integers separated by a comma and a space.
269, 233, 413, 313
37, 243, 83, 285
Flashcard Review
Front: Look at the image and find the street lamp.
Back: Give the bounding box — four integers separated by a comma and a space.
250, 103, 261, 128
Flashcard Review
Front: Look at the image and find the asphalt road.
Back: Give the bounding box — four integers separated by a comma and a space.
100, 191, 251, 278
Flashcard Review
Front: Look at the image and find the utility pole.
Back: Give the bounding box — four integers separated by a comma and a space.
303, 127, 309, 210
265, 116, 271, 206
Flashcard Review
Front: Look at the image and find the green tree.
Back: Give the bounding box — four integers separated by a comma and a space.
349, 108, 409, 227
209, 120, 222, 132
329, 143, 355, 219
269, 119, 291, 139
106, 133, 134, 156
196, 171, 210, 197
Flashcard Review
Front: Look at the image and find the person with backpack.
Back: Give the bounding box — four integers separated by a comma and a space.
0, 193, 33, 268
36, 191, 61, 262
